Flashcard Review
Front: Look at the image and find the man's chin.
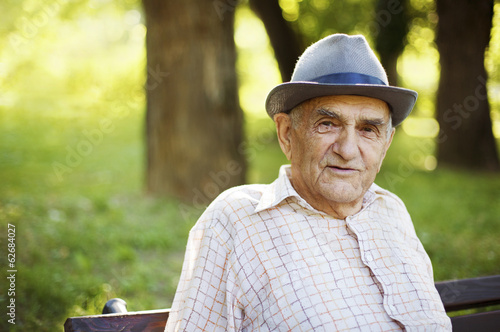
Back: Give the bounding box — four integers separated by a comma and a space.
318, 182, 363, 205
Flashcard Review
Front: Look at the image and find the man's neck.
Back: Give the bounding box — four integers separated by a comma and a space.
308, 193, 363, 220
288, 175, 364, 220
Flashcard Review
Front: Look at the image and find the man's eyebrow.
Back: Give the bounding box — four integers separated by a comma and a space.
360, 117, 387, 126
316, 108, 341, 120
316, 108, 387, 126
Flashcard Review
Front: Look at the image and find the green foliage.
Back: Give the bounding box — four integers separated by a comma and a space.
0, 105, 194, 331
280, 0, 377, 44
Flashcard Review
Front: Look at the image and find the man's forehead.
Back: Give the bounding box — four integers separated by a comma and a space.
303, 95, 390, 116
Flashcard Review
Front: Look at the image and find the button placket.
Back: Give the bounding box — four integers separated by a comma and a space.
348, 215, 401, 322
346, 216, 375, 268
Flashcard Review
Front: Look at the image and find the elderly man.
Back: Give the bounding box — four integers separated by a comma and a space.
165, 34, 451, 331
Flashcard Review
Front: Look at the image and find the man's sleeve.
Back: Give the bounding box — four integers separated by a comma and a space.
165, 214, 238, 331
385, 188, 436, 281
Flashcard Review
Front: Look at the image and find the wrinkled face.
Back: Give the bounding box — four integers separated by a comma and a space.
274, 95, 395, 217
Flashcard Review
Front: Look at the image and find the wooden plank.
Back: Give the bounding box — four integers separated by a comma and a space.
435, 275, 500, 312
64, 309, 169, 332
450, 310, 500, 332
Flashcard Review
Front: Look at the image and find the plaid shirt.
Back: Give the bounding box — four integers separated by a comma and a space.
166, 165, 451, 331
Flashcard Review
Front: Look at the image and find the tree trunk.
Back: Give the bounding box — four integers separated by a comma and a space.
143, 0, 246, 205
435, 0, 499, 172
249, 0, 303, 82
374, 0, 410, 86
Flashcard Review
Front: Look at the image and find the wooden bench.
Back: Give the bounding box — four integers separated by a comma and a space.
434, 274, 500, 331
65, 275, 500, 332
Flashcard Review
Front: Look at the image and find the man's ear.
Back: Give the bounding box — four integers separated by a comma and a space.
274, 113, 293, 161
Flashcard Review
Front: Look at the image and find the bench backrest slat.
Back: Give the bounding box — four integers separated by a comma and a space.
435, 275, 500, 311
450, 310, 500, 332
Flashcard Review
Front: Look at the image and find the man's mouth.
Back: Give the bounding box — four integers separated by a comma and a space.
327, 165, 359, 173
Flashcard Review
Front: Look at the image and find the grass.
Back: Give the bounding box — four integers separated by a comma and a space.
379, 131, 500, 281
1, 105, 499, 331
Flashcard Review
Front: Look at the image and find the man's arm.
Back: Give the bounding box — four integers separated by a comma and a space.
165, 213, 241, 331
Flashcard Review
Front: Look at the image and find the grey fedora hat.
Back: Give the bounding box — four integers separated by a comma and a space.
265, 34, 417, 126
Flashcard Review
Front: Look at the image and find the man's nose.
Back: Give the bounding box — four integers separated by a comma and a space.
331, 127, 358, 160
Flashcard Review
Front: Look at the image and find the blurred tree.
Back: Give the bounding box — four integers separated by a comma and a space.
248, 0, 381, 83
435, 0, 499, 172
142, 0, 246, 203
373, 0, 411, 86
292, 0, 376, 43
249, 0, 303, 82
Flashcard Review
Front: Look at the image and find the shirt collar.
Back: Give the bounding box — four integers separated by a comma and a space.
254, 165, 302, 213
254, 164, 384, 215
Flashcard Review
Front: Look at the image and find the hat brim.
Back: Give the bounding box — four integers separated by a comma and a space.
265, 82, 417, 127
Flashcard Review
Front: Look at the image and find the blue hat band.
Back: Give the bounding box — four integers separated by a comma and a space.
311, 72, 387, 86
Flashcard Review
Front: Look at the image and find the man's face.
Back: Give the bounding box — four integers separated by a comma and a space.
275, 95, 395, 217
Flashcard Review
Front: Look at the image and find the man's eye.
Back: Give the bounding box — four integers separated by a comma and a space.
318, 121, 336, 133
360, 126, 380, 136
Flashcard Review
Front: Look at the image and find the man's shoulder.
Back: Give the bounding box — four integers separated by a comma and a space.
204, 183, 270, 216
219, 183, 269, 202
369, 183, 411, 220
368, 183, 417, 235
371, 183, 406, 206
191, 183, 271, 236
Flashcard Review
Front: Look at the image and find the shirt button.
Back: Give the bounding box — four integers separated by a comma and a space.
365, 253, 373, 262
389, 304, 397, 313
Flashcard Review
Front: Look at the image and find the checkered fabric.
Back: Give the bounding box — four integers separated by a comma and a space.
165, 165, 451, 331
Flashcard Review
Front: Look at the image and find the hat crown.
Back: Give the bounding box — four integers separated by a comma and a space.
291, 34, 388, 85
